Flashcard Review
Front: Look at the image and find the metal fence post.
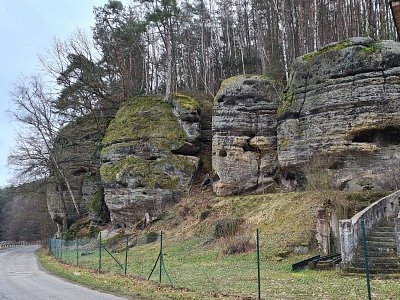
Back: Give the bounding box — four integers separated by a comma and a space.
76, 238, 79, 266
124, 235, 129, 276
60, 238, 63, 261
159, 231, 163, 284
361, 220, 371, 300
99, 232, 102, 273
257, 229, 261, 300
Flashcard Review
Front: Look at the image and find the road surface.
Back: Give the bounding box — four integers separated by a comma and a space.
0, 245, 128, 300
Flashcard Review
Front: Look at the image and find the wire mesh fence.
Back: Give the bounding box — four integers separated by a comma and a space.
47, 225, 391, 299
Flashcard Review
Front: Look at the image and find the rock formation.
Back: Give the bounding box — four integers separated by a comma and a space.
47, 112, 112, 229
100, 95, 200, 227
212, 75, 283, 196
278, 37, 400, 190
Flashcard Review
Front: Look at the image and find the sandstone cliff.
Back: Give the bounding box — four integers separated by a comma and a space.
100, 95, 200, 227
212, 75, 283, 196
47, 112, 112, 229
278, 37, 400, 191
212, 38, 400, 194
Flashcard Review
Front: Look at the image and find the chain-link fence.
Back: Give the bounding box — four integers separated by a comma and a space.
48, 224, 395, 299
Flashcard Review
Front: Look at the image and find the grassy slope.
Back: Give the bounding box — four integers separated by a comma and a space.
39, 190, 400, 299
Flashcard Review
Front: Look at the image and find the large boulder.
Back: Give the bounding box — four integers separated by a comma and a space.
212, 75, 283, 196
278, 37, 400, 190
100, 95, 199, 227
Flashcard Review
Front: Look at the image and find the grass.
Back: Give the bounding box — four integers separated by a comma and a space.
41, 239, 400, 300
41, 191, 400, 299
38, 249, 234, 300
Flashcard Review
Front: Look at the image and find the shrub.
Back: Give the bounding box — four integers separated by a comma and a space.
199, 210, 211, 221
301, 154, 340, 191
214, 218, 243, 238
146, 232, 159, 244
376, 161, 400, 191
223, 234, 256, 255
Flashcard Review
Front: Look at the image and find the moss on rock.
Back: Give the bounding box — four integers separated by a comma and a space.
172, 93, 200, 112
303, 40, 352, 63
102, 96, 186, 149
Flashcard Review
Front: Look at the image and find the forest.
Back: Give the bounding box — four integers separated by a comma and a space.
0, 0, 398, 241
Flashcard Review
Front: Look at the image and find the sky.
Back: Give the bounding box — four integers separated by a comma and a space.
0, 0, 130, 187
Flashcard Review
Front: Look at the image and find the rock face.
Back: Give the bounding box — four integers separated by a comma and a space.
212, 75, 282, 196
278, 37, 400, 190
47, 113, 112, 229
100, 95, 199, 227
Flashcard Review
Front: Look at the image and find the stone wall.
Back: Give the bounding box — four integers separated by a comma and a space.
339, 190, 400, 265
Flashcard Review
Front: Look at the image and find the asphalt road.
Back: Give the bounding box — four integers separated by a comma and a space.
0, 245, 127, 300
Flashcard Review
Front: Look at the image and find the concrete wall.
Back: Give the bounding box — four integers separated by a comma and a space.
339, 190, 400, 265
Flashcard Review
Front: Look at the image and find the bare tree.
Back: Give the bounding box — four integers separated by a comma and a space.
8, 75, 81, 229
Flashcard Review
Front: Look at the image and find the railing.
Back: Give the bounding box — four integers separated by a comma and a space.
339, 190, 400, 265
0, 241, 40, 250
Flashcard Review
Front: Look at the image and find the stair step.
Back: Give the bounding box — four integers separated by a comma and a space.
363, 241, 396, 247
360, 250, 397, 257
344, 267, 400, 274
374, 226, 395, 232
378, 222, 395, 227
352, 262, 400, 269
367, 236, 396, 243
360, 246, 397, 253
354, 257, 400, 263
368, 232, 396, 238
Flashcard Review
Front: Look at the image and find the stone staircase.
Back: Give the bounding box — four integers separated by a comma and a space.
347, 217, 400, 274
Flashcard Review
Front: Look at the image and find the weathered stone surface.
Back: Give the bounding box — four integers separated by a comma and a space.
100, 96, 199, 227
212, 75, 282, 196
47, 113, 112, 228
171, 93, 201, 155
278, 38, 400, 190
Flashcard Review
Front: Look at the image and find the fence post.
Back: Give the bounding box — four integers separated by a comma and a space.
98, 232, 102, 273
60, 238, 63, 261
257, 229, 261, 300
159, 231, 163, 284
124, 235, 129, 276
76, 238, 79, 266
361, 220, 371, 300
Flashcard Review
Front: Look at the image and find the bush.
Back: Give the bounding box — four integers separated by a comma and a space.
376, 161, 400, 191
199, 210, 211, 221
214, 218, 243, 238
146, 232, 159, 243
223, 234, 256, 255
301, 154, 340, 191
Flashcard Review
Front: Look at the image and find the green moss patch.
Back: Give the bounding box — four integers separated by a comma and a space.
303, 40, 352, 63
277, 85, 294, 117
214, 74, 282, 103
278, 138, 290, 150
172, 93, 200, 112
102, 96, 186, 149
100, 155, 195, 191
356, 43, 381, 57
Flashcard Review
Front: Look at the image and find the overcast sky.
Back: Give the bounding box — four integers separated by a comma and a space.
0, 0, 131, 187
